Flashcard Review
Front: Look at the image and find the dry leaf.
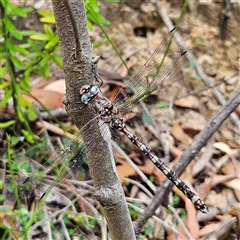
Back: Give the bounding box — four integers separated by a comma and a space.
35, 121, 75, 139
224, 179, 240, 201
210, 173, 236, 187
174, 95, 199, 109
168, 197, 199, 240
23, 89, 64, 108
222, 160, 236, 176
171, 124, 192, 145
116, 162, 136, 181
174, 98, 193, 108
214, 142, 232, 155
44, 79, 66, 95
138, 158, 156, 176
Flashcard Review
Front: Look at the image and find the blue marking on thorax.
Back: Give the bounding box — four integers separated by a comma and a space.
81, 85, 99, 104
81, 93, 91, 104
90, 85, 99, 95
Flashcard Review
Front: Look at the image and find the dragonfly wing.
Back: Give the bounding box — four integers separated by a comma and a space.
18, 116, 112, 207
18, 134, 87, 202
113, 25, 190, 121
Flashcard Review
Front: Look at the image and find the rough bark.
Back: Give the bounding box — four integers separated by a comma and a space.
51, 0, 135, 239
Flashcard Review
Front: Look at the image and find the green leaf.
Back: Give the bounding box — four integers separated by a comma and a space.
0, 67, 8, 77
39, 16, 56, 24
15, 104, 25, 122
37, 10, 55, 23
149, 175, 154, 183
14, 45, 30, 56
41, 64, 50, 79
155, 101, 170, 109
10, 5, 32, 18
0, 82, 11, 89
85, 0, 111, 26
18, 30, 38, 37
21, 129, 34, 144
5, 38, 15, 53
13, 81, 21, 94
30, 33, 51, 41
123, 178, 130, 186
0, 0, 10, 9
39, 54, 50, 68
36, 62, 50, 79
191, 73, 201, 81
20, 75, 31, 92
45, 35, 58, 49
9, 29, 23, 40
23, 67, 32, 87
10, 55, 24, 69
0, 206, 12, 214
0, 194, 5, 203
0, 120, 15, 128
143, 221, 153, 236
43, 24, 54, 37
18, 96, 32, 108
3, 18, 14, 30
26, 107, 38, 121
172, 193, 180, 206
93, 38, 108, 48
194, 37, 202, 45
11, 136, 20, 146
28, 39, 46, 52
0, 88, 13, 106
51, 53, 62, 68
87, 20, 93, 30
37, 10, 54, 17
27, 52, 42, 58
18, 42, 31, 49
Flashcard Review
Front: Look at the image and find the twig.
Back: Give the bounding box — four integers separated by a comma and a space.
27, 197, 81, 238
39, 108, 68, 120
134, 88, 240, 235
122, 178, 154, 198
60, 219, 71, 240
43, 204, 53, 240
127, 202, 184, 237
168, 204, 193, 240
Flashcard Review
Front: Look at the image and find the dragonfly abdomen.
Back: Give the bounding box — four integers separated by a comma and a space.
120, 124, 208, 213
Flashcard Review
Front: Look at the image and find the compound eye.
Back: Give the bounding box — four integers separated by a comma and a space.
90, 85, 99, 95
80, 85, 90, 94
81, 93, 91, 104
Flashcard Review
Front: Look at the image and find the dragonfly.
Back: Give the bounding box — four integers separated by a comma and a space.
20, 25, 208, 213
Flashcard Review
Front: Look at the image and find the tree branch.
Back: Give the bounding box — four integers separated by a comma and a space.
51, 0, 135, 239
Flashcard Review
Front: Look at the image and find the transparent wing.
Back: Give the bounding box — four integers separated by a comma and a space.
18, 117, 111, 206
18, 137, 86, 200
113, 25, 190, 120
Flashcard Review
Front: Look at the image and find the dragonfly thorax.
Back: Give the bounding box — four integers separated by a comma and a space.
93, 95, 119, 123
110, 117, 125, 131
80, 85, 99, 104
